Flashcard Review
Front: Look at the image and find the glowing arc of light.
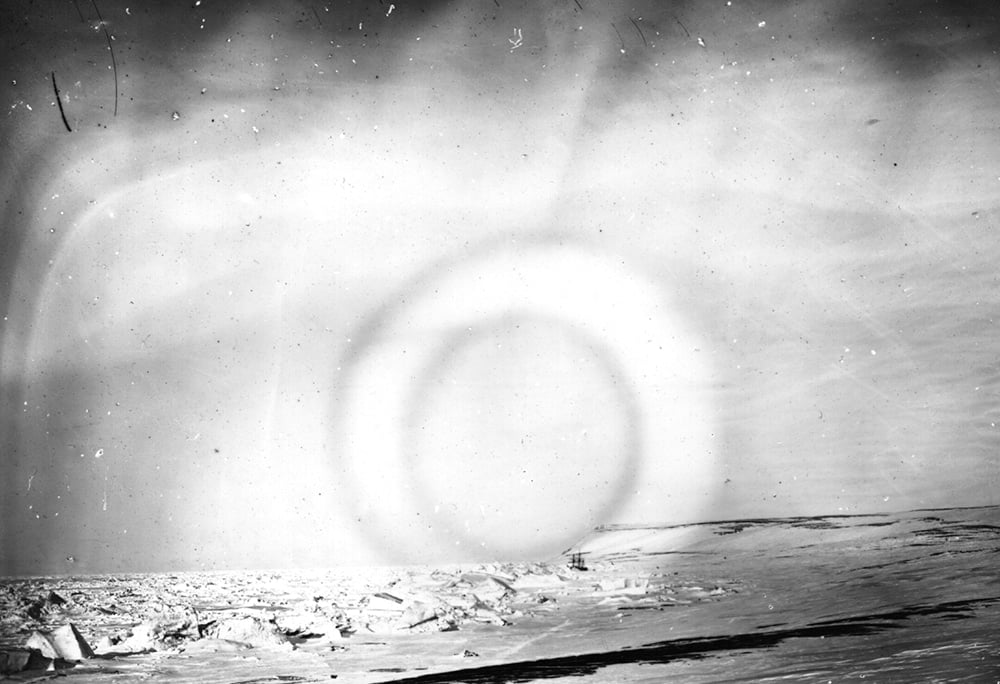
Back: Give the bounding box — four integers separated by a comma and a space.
338, 242, 717, 558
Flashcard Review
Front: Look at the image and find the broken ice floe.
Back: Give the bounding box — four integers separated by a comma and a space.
0, 560, 740, 677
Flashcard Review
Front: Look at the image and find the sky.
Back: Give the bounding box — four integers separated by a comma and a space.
1, 0, 998, 576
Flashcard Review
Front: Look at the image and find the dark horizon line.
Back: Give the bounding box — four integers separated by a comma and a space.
584, 502, 1000, 535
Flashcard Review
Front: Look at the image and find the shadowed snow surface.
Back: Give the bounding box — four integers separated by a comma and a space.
2, 506, 997, 682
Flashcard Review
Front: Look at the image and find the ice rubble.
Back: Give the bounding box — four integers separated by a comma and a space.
0, 560, 737, 674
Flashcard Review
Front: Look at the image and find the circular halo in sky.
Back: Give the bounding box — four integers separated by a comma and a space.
337, 240, 717, 561
403, 313, 642, 558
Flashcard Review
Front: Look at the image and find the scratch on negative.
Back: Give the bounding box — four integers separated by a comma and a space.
628, 16, 647, 48
51, 72, 72, 132
90, 0, 119, 116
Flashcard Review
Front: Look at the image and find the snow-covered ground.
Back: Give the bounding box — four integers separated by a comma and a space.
3, 505, 997, 682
